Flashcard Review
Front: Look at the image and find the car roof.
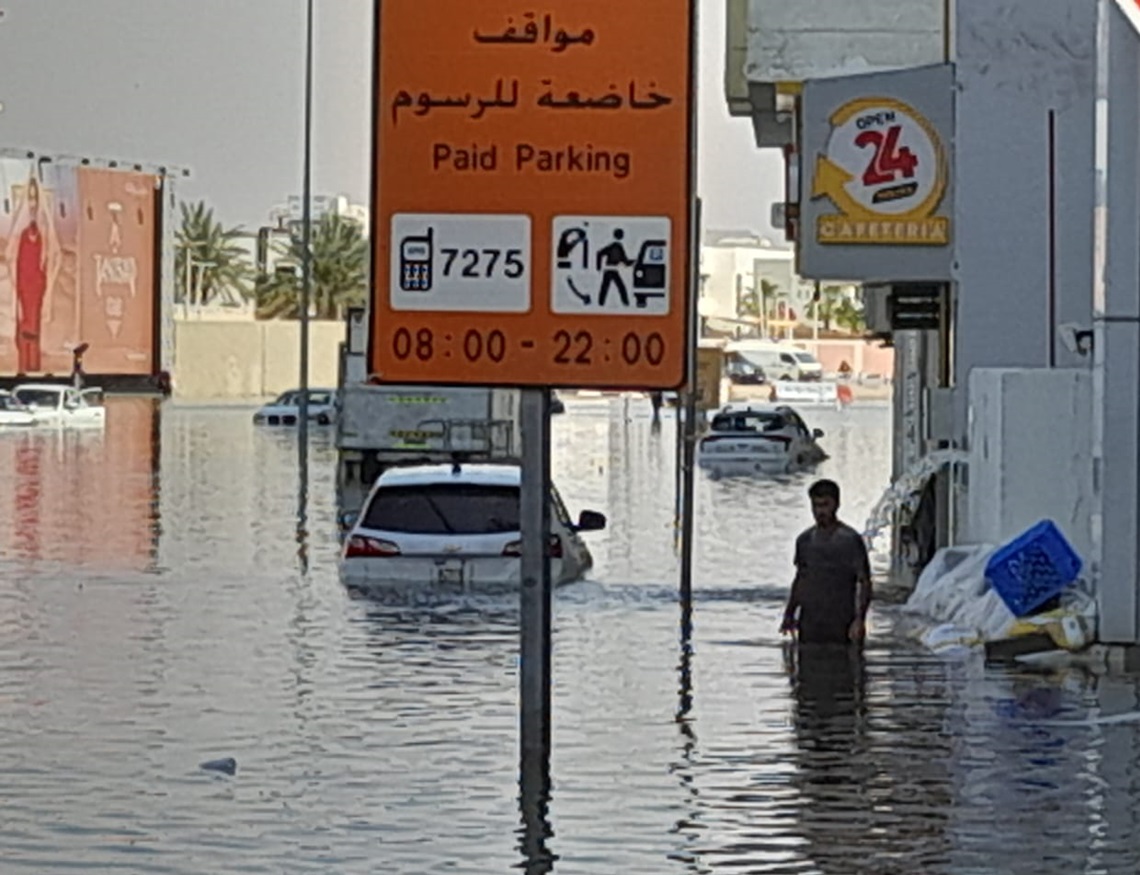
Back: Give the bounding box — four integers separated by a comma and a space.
375, 463, 522, 489
718, 402, 791, 415
266, 389, 335, 402
14, 384, 68, 393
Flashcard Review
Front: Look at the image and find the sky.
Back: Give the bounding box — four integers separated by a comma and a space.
0, 0, 784, 237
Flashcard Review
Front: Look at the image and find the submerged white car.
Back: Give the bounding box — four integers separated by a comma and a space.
11, 384, 106, 428
339, 463, 606, 592
253, 388, 338, 426
0, 390, 36, 427
697, 402, 827, 475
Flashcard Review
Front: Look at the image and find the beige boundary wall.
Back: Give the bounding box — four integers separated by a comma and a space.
172, 319, 344, 399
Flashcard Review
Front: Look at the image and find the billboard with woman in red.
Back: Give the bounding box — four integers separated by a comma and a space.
0, 158, 158, 377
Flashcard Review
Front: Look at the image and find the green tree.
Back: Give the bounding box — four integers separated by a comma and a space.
738, 288, 760, 318
833, 295, 866, 333
815, 284, 848, 331
759, 279, 781, 320
175, 200, 253, 305
256, 213, 369, 320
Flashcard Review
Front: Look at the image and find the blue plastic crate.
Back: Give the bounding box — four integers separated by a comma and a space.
985, 520, 1083, 617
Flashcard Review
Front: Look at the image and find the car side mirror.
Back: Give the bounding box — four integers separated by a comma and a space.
813, 428, 825, 438
575, 509, 607, 532
338, 511, 359, 531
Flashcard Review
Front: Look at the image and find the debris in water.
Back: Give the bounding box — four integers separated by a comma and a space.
862, 449, 969, 545
200, 757, 237, 776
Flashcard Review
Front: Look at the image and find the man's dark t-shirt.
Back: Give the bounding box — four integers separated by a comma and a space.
791, 523, 871, 644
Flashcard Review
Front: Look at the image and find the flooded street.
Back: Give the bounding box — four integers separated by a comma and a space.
2, 396, 1140, 873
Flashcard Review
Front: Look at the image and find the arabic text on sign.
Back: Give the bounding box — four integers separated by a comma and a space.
390, 79, 674, 125
472, 12, 595, 52
536, 80, 672, 111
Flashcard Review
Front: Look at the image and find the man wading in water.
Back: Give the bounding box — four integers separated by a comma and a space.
780, 479, 872, 645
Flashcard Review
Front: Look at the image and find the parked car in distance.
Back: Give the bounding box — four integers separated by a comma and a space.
0, 390, 36, 427
10, 384, 106, 428
253, 388, 338, 426
724, 342, 824, 382
698, 402, 827, 475
339, 462, 606, 593
725, 353, 767, 385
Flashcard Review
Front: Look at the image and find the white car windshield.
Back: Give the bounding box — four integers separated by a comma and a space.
793, 352, 818, 363
273, 392, 299, 406
362, 483, 520, 535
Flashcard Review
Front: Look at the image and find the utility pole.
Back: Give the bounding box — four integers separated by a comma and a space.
298, 0, 314, 447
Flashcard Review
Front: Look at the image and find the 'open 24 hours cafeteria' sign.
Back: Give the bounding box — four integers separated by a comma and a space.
799, 63, 955, 282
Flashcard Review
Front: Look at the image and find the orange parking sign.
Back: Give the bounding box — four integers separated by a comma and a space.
370, 0, 696, 388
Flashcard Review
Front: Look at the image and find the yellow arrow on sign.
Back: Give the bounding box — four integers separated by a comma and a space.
812, 154, 876, 220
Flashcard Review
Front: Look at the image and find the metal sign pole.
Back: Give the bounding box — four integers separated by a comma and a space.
679, 198, 702, 621
520, 387, 553, 775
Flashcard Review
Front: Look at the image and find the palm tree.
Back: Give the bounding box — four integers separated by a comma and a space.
175, 201, 254, 305
816, 284, 847, 331
256, 213, 369, 320
737, 287, 760, 319
759, 279, 780, 319
834, 290, 866, 333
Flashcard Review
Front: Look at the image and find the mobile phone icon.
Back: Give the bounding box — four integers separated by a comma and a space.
399, 227, 434, 292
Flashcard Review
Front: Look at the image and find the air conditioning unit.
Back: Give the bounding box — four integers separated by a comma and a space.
863, 283, 892, 338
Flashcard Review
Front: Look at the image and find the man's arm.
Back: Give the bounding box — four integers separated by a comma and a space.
855, 535, 872, 620
848, 534, 873, 642
781, 537, 805, 632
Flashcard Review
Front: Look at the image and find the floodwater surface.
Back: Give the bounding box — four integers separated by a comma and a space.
0, 396, 1138, 874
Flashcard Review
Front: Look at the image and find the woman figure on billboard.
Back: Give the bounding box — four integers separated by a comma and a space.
5, 175, 61, 374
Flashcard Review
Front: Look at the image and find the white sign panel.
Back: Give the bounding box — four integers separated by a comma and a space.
338, 385, 494, 452
800, 63, 954, 281
771, 381, 840, 406
389, 213, 531, 312
550, 215, 671, 316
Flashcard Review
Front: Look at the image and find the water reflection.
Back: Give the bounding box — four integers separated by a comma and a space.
0, 396, 160, 571
296, 428, 311, 576
669, 624, 700, 872
518, 753, 557, 874
785, 644, 870, 875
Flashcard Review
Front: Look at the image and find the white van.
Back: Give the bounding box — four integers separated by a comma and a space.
725, 341, 824, 382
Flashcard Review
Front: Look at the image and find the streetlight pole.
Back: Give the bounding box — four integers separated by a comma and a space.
298, 0, 314, 449
813, 280, 820, 343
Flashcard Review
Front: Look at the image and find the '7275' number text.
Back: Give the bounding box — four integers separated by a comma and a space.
441, 247, 525, 279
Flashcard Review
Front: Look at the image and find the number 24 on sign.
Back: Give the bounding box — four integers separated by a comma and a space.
857, 125, 918, 186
